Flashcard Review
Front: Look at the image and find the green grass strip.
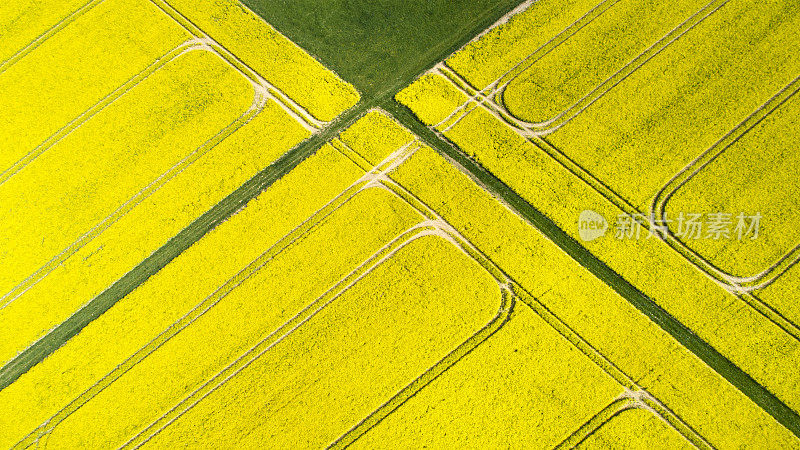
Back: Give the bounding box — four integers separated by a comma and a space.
383, 100, 800, 439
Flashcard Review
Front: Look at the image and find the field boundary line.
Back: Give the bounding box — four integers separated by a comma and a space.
745, 288, 800, 338
0, 0, 103, 74
0, 38, 207, 187
0, 71, 264, 311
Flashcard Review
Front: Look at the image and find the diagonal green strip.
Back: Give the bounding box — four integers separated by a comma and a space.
0, 108, 349, 392
382, 99, 800, 439
0, 0, 525, 394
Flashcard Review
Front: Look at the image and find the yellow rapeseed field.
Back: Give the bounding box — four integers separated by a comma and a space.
0, 49, 250, 292
501, 0, 709, 124
2, 0, 797, 439
338, 109, 416, 165
544, 0, 800, 207
3, 106, 796, 446
435, 104, 800, 413
0, 143, 367, 447
0, 114, 424, 448
0, 49, 253, 364
36, 188, 424, 448
756, 267, 800, 329
0, 0, 189, 173
351, 305, 623, 448
445, 0, 599, 91
394, 72, 469, 126
146, 235, 500, 448
0, 98, 310, 369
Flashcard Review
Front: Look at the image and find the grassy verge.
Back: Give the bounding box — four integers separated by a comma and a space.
382, 99, 800, 438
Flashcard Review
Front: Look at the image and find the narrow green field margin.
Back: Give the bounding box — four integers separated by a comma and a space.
381, 99, 800, 439
0, 0, 522, 392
